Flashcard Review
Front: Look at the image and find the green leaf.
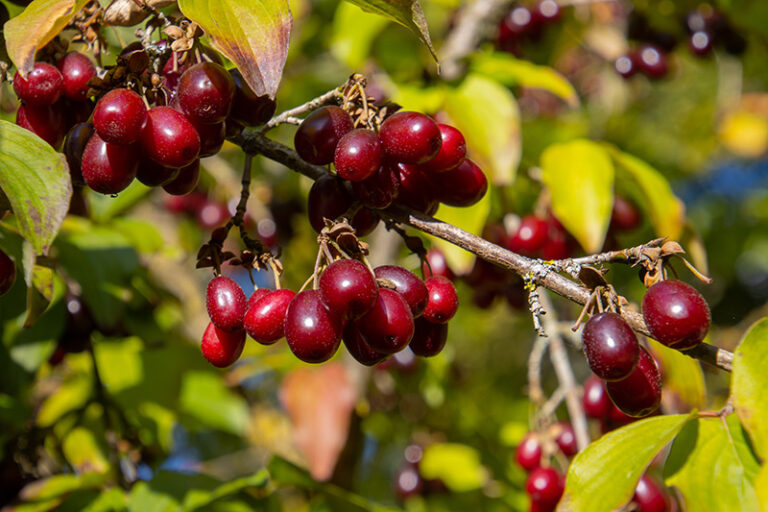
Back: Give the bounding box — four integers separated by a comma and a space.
559, 413, 692, 512
444, 74, 521, 186
541, 139, 614, 253
664, 416, 760, 512
419, 443, 486, 492
606, 146, 684, 240
87, 180, 151, 223
429, 190, 491, 274
185, 471, 269, 510
62, 427, 109, 474
179, 371, 250, 435
18, 473, 107, 502
649, 341, 706, 409
178, 0, 291, 99
470, 51, 579, 107
756, 463, 768, 512
128, 471, 222, 512
93, 337, 144, 394
0, 120, 72, 255
331, 2, 388, 69
732, 317, 768, 459
37, 374, 91, 427
343, 0, 436, 61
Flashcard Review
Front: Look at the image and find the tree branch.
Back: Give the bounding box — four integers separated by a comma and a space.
261, 88, 342, 132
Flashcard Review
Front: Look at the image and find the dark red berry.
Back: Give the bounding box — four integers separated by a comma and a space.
64, 122, 94, 186
192, 121, 226, 157
0, 249, 16, 296
334, 129, 382, 182
228, 68, 276, 127
307, 175, 353, 233
423, 249, 454, 280
615, 53, 639, 79
611, 196, 642, 232
294, 106, 354, 165
136, 157, 179, 187
16, 103, 66, 148
395, 163, 439, 215
57, 52, 96, 101
515, 433, 542, 471
350, 207, 380, 237
374, 265, 429, 318
319, 259, 378, 319
379, 111, 442, 164
419, 124, 466, 174
499, 7, 537, 42
582, 375, 611, 419
508, 215, 548, 257
409, 317, 448, 357
141, 106, 201, 168
633, 475, 669, 512
395, 465, 424, 501
435, 159, 487, 207
582, 312, 639, 381
351, 164, 400, 209
201, 322, 245, 368
343, 323, 389, 366
423, 276, 458, 324
605, 346, 662, 418
13, 63, 63, 106
689, 31, 713, 56
93, 89, 148, 145
177, 62, 235, 124
532, 0, 560, 24
358, 288, 415, 354
285, 290, 344, 363
247, 288, 271, 309
554, 423, 577, 457
642, 280, 710, 350
526, 467, 564, 511
163, 160, 200, 196
243, 288, 296, 344
206, 275, 247, 332
195, 201, 229, 231
81, 133, 139, 194
637, 46, 668, 79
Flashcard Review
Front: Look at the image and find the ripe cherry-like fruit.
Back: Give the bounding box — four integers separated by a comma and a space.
642, 280, 710, 350
526, 467, 564, 511
243, 288, 296, 344
177, 62, 235, 124
334, 129, 382, 182
136, 157, 179, 187
637, 46, 668, 79
582, 312, 639, 381
379, 111, 442, 164
247, 288, 271, 309
343, 323, 389, 366
228, 69, 276, 127
419, 124, 466, 174
582, 375, 611, 419
395, 163, 439, 215
435, 159, 488, 207
0, 249, 16, 296
193, 121, 226, 157
554, 423, 577, 457
307, 175, 353, 233
358, 288, 415, 354
285, 289, 344, 363
350, 207, 379, 237
206, 276, 247, 332
508, 215, 549, 257
81, 133, 139, 194
689, 31, 713, 57
319, 259, 378, 319
395, 465, 424, 501
615, 54, 639, 79
611, 196, 642, 232
16, 103, 66, 148
64, 122, 94, 186
423, 276, 458, 324
141, 106, 201, 168
605, 346, 662, 418
294, 106, 354, 165
201, 322, 245, 368
13, 63, 63, 106
163, 160, 200, 196
515, 433, 542, 471
351, 164, 400, 209
423, 249, 454, 280
374, 265, 429, 318
633, 475, 669, 512
93, 89, 148, 145
409, 317, 448, 357
57, 52, 96, 102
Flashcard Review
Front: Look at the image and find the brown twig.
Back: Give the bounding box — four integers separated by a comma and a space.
260, 88, 342, 132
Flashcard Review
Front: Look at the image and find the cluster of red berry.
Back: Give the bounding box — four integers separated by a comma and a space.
496, 0, 563, 55
394, 444, 447, 501
515, 423, 575, 512
201, 259, 458, 368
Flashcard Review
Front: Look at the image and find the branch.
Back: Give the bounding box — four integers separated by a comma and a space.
233, 129, 734, 372
440, 0, 507, 80
261, 88, 342, 132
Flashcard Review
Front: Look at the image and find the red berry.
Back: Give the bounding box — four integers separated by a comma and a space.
228, 68, 276, 127
435, 159, 488, 207
379, 111, 442, 164
395, 465, 424, 501
163, 160, 200, 196
508, 215, 549, 257
334, 129, 382, 182
194, 121, 226, 157
532, 0, 561, 24
81, 133, 139, 194
201, 322, 245, 368
136, 157, 179, 187
141, 106, 201, 168
554, 423, 577, 457
515, 433, 542, 471
419, 124, 466, 174
294, 106, 354, 165
285, 290, 344, 363
582, 375, 611, 419
395, 163, 439, 215
63, 122, 94, 186
526, 467, 564, 511
541, 219, 572, 260
641, 280, 710, 350
633, 475, 669, 512
423, 276, 458, 324
374, 265, 429, 318
637, 46, 668, 79
351, 164, 400, 209
423, 249, 454, 280
689, 31, 713, 57
0, 249, 16, 296
319, 259, 379, 319
343, 323, 389, 366
357, 288, 415, 354
582, 312, 639, 381
409, 317, 448, 357
196, 201, 229, 231
16, 103, 66, 148
93, 89, 148, 145
611, 196, 642, 232
605, 346, 662, 418
247, 288, 271, 309
57, 52, 96, 102
307, 175, 353, 233
206, 276, 247, 332
177, 62, 235, 124
243, 288, 296, 344
615, 53, 640, 79
13, 63, 63, 106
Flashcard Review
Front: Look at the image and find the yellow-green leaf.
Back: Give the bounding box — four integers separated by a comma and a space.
62, 427, 109, 474
649, 340, 706, 409
444, 74, 521, 186
178, 0, 291, 99
756, 463, 768, 512
429, 190, 491, 274
420, 443, 487, 492
541, 140, 614, 253
331, 2, 388, 70
732, 317, 768, 459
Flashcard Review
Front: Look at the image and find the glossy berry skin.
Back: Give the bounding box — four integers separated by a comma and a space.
582, 312, 639, 381
689, 31, 713, 57
409, 317, 448, 357
395, 163, 439, 215
526, 467, 563, 511
163, 160, 200, 196
606, 347, 662, 418
193, 121, 226, 157
228, 69, 276, 127
93, 89, 148, 145
206, 276, 247, 332
81, 133, 139, 194
16, 104, 66, 148
177, 62, 235, 124
642, 280, 710, 350
435, 159, 487, 207
350, 207, 379, 237
423, 249, 454, 280
13, 63, 63, 106
319, 259, 378, 319
307, 175, 353, 233
352, 164, 400, 209
633, 475, 668, 512
247, 288, 271, 309
637, 46, 668, 79
423, 276, 458, 324
374, 265, 429, 318
0, 249, 16, 296
141, 107, 200, 167
334, 129, 383, 182
294, 106, 354, 165
508, 215, 549, 257
243, 288, 296, 344
554, 423, 577, 457
343, 323, 389, 366
358, 288, 415, 354
64, 122, 94, 186
515, 433, 542, 471
419, 124, 466, 174
201, 322, 245, 368
285, 290, 344, 363
615, 54, 639, 79
57, 52, 96, 101
582, 375, 611, 419
379, 111, 442, 164
136, 157, 179, 187
611, 196, 642, 232
532, 0, 560, 25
